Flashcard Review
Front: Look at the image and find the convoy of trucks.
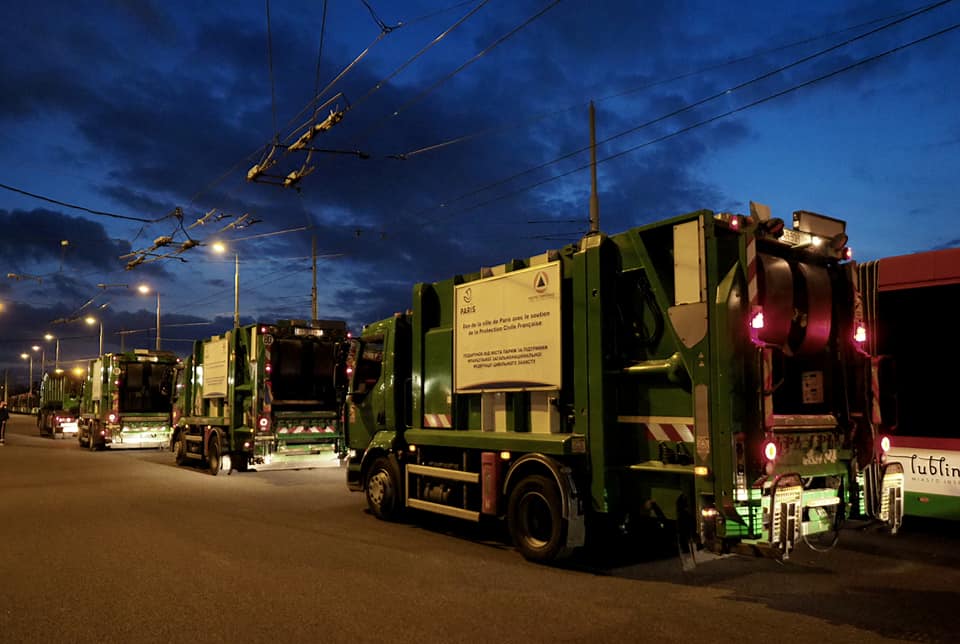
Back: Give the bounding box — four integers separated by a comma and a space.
170, 319, 348, 474
37, 371, 83, 438
77, 349, 180, 450
341, 204, 882, 562
15, 199, 926, 564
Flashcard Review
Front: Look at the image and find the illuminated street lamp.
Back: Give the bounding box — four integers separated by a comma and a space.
20, 352, 33, 407
212, 241, 240, 328
44, 333, 60, 370
138, 284, 161, 350
32, 344, 44, 377
85, 316, 104, 355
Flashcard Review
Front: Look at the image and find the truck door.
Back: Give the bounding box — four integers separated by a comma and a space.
345, 335, 386, 450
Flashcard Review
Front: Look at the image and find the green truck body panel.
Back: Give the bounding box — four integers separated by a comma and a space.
174, 320, 348, 473
38, 371, 83, 437
78, 350, 180, 449
346, 207, 867, 560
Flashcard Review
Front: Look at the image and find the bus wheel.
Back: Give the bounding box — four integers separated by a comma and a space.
173, 432, 187, 466
507, 474, 569, 563
207, 434, 222, 476
365, 456, 402, 521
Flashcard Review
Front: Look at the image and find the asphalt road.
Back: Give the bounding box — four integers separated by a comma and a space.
1, 413, 957, 643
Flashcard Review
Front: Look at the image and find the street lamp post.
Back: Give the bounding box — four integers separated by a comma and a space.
138, 285, 161, 350
212, 242, 240, 327
234, 253, 239, 328
33, 344, 44, 378
20, 352, 33, 408
85, 316, 104, 355
44, 333, 60, 370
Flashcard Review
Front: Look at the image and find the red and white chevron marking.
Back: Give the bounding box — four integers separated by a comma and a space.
746, 236, 758, 311
424, 413, 452, 428
618, 416, 694, 442
277, 425, 336, 434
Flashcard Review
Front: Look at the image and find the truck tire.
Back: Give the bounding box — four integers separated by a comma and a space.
173, 432, 186, 466
208, 434, 222, 476
507, 474, 569, 563
365, 456, 403, 521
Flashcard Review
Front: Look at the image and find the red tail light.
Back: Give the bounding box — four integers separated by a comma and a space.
258, 416, 271, 432
108, 413, 118, 423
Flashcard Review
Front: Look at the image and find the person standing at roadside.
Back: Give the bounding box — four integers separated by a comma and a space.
0, 400, 9, 445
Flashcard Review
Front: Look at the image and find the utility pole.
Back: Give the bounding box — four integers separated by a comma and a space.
589, 100, 600, 235
234, 253, 240, 328
311, 235, 318, 321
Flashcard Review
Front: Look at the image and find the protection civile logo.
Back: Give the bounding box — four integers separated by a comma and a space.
533, 271, 549, 294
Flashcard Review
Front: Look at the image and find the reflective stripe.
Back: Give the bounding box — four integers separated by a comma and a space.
746, 236, 758, 309
618, 416, 695, 442
424, 414, 452, 428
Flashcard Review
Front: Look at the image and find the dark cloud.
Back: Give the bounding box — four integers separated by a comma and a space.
1, 208, 132, 271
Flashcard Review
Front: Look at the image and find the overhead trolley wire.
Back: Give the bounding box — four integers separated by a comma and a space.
387, 0, 944, 160
349, 0, 492, 113
403, 0, 954, 226
313, 0, 329, 98
185, 1, 488, 209
356, 0, 563, 143
359, 0, 401, 33
418, 21, 960, 231
0, 181, 161, 223
265, 0, 280, 141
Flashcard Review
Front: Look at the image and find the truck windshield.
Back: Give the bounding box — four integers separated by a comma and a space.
119, 362, 175, 414
271, 338, 337, 406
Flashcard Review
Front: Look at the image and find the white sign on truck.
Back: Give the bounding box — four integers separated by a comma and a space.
454, 262, 561, 392
91, 359, 103, 400
202, 337, 229, 399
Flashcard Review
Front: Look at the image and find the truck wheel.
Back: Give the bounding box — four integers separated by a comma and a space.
366, 456, 403, 521
173, 432, 186, 466
208, 435, 222, 476
507, 474, 569, 563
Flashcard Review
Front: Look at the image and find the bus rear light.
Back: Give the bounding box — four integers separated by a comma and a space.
880, 435, 891, 453
750, 310, 765, 330
763, 441, 777, 461
108, 413, 117, 423
258, 416, 271, 432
